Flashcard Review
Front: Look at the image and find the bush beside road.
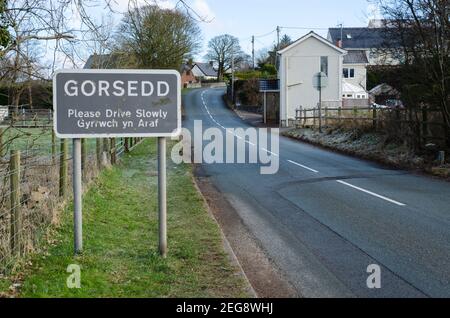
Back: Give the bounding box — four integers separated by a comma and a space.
0, 139, 250, 298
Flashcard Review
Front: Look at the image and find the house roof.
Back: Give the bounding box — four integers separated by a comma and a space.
328, 27, 398, 49
180, 63, 193, 73
194, 62, 217, 77
343, 50, 369, 64
278, 31, 347, 55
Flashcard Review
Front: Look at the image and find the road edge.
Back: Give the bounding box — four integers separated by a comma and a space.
192, 174, 257, 298
193, 165, 299, 298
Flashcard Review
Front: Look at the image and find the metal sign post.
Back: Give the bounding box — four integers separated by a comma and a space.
53, 70, 181, 257
73, 138, 83, 254
314, 72, 328, 133
158, 137, 167, 258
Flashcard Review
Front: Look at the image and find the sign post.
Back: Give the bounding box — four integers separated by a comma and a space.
158, 137, 167, 258
54, 70, 181, 257
313, 72, 328, 133
73, 138, 83, 254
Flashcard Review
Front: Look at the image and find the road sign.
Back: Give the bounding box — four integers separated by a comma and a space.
313, 72, 328, 133
313, 72, 328, 90
53, 69, 179, 257
53, 70, 181, 139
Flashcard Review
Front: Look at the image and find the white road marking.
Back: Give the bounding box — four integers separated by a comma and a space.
201, 90, 278, 155
287, 160, 319, 173
336, 180, 406, 207
262, 148, 279, 157
199, 90, 407, 208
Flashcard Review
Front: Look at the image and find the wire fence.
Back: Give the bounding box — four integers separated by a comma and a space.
0, 123, 143, 274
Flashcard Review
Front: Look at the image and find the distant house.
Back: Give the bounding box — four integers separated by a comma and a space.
327, 21, 402, 66
192, 62, 218, 81
327, 21, 402, 102
180, 63, 199, 88
342, 50, 369, 99
278, 31, 346, 127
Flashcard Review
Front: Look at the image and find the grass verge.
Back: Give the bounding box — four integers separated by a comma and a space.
284, 127, 450, 179
1, 138, 249, 298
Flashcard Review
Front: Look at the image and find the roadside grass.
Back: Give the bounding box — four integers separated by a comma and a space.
4, 138, 248, 298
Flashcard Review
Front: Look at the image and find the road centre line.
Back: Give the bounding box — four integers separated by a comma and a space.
201, 90, 277, 156
200, 90, 407, 207
336, 180, 406, 207
287, 160, 319, 173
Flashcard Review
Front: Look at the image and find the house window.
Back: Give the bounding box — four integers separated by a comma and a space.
343, 68, 355, 79
320, 56, 328, 76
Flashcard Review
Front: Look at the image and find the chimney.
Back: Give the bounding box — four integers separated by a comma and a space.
336, 39, 343, 48
209, 61, 214, 67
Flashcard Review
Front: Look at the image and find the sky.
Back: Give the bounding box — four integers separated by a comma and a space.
177, 0, 382, 58
46, 0, 382, 69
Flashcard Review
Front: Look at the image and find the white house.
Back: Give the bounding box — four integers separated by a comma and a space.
278, 32, 347, 127
191, 62, 218, 81
342, 50, 369, 99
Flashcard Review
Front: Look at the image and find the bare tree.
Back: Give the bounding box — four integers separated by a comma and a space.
205, 34, 246, 81
376, 0, 450, 145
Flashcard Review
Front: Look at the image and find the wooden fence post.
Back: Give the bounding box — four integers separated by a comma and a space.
297, 107, 302, 128
325, 107, 329, 127
372, 106, 377, 131
124, 138, 130, 153
103, 138, 110, 162
0, 127, 4, 158
338, 107, 342, 125
422, 108, 428, 144
96, 139, 102, 168
10, 150, 21, 256
313, 108, 316, 128
59, 139, 68, 197
51, 129, 57, 164
110, 138, 116, 165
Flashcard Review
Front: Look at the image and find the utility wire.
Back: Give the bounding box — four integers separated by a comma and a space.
280, 26, 329, 30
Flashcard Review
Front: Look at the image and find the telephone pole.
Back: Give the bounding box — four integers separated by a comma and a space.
252, 35, 255, 69
276, 26, 281, 50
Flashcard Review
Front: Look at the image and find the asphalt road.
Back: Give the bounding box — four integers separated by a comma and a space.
183, 88, 450, 298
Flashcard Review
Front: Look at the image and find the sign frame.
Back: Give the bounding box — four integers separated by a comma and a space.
53, 69, 182, 139
313, 72, 328, 91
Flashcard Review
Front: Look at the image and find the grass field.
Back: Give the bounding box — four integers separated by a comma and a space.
0, 138, 249, 298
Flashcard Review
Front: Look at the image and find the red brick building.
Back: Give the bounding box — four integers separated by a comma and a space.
180, 63, 199, 88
